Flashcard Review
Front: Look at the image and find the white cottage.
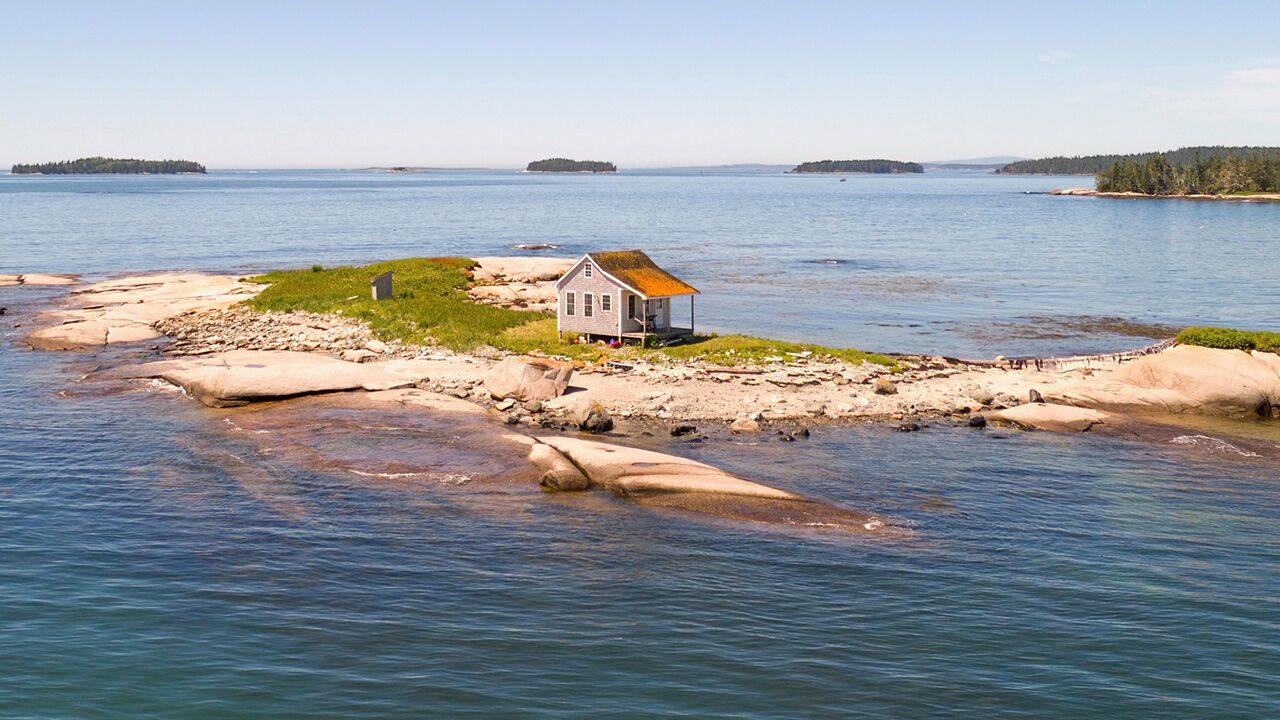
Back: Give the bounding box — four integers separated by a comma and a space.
554, 250, 699, 343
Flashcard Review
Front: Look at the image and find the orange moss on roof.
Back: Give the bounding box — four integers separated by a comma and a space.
589, 250, 699, 297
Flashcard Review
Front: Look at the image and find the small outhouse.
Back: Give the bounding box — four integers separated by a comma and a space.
554, 250, 699, 342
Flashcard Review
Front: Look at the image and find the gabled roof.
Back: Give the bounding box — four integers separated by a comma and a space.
558, 250, 699, 297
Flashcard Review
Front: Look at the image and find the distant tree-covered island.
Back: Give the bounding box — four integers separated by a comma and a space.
996, 146, 1280, 176
789, 159, 924, 174
11, 157, 206, 175
525, 158, 616, 173
1095, 151, 1280, 196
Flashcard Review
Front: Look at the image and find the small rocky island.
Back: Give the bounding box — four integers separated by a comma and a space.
789, 159, 924, 174
11, 157, 206, 175
525, 158, 617, 173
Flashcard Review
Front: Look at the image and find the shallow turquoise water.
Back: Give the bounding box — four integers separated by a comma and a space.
3, 172, 1280, 717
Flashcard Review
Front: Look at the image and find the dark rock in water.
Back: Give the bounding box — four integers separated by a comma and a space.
777, 431, 796, 442
0, 307, 6, 316
968, 414, 987, 428
504, 414, 519, 425
670, 424, 698, 437
1029, 389, 1045, 404
794, 426, 811, 438
896, 421, 920, 432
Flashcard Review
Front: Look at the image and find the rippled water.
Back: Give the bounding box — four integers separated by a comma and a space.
3, 172, 1280, 717
4, 169, 1279, 357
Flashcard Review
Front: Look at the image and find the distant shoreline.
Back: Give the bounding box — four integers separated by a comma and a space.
1052, 188, 1280, 203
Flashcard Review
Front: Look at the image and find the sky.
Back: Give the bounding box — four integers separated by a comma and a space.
3, 1, 1280, 168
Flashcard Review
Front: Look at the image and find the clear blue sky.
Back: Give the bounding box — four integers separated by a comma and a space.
4, 1, 1279, 168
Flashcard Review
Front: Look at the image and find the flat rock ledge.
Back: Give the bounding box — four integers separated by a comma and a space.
97, 350, 429, 407
24, 272, 260, 350
986, 403, 1109, 432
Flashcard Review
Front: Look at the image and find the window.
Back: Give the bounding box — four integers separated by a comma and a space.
601, 293, 612, 312
583, 292, 594, 318
628, 294, 637, 318
656, 299, 663, 310
584, 262, 593, 278
565, 292, 575, 316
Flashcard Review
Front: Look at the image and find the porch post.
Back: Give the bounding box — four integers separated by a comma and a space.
641, 296, 647, 341
691, 295, 695, 334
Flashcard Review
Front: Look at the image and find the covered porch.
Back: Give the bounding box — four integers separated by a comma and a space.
619, 291, 696, 343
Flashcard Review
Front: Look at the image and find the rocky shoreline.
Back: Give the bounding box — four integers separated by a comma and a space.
8, 261, 1280, 530
1052, 188, 1280, 203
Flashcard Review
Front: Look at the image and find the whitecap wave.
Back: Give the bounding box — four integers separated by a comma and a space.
1170, 435, 1260, 457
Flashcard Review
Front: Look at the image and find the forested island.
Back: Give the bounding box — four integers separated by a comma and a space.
789, 159, 924, 174
996, 146, 1280, 176
1095, 151, 1280, 195
11, 157, 206, 175
525, 158, 616, 173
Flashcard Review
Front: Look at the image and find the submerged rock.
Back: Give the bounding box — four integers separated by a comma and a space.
535, 436, 887, 531
730, 416, 762, 433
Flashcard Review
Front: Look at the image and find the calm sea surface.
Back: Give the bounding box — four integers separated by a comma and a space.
2, 170, 1279, 718
3, 169, 1278, 356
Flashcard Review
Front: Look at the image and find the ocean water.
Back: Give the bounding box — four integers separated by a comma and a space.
3, 169, 1278, 357
3, 171, 1280, 718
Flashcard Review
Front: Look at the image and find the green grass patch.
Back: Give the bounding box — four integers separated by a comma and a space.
658, 333, 897, 367
1177, 326, 1280, 353
248, 258, 539, 351
248, 257, 898, 368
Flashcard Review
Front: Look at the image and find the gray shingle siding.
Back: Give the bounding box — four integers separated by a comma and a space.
559, 260, 622, 337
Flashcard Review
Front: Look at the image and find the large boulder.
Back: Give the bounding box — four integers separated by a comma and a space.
483, 357, 574, 402
1054, 345, 1280, 418
567, 396, 613, 433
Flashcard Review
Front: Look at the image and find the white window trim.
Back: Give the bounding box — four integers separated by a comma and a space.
565, 291, 575, 316
584, 292, 594, 318
601, 293, 612, 312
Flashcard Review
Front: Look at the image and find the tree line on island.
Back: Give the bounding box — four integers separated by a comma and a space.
996, 146, 1280, 177
789, 159, 923, 174
11, 157, 206, 175
1095, 151, 1280, 195
526, 158, 616, 173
